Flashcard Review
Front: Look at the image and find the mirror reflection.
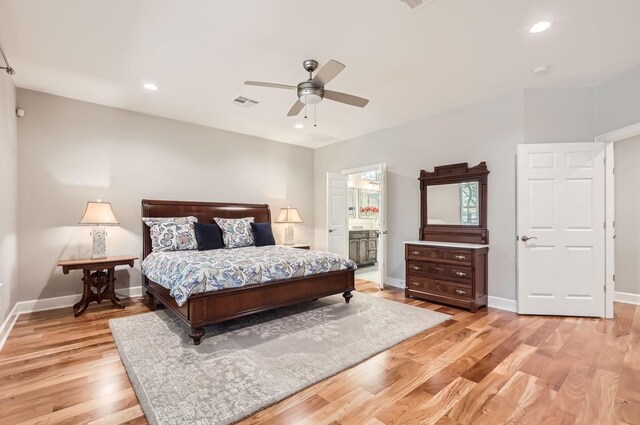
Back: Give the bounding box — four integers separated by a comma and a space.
427, 181, 479, 226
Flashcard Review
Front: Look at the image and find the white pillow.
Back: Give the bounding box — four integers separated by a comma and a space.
214, 217, 255, 248
142, 216, 198, 251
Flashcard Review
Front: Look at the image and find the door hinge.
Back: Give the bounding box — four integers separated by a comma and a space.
613, 274, 615, 282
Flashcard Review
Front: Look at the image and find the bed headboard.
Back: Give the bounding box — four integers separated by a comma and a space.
141, 199, 271, 261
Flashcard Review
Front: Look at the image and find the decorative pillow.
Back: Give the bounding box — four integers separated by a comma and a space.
142, 216, 198, 251
194, 222, 225, 251
214, 217, 255, 248
250, 222, 276, 247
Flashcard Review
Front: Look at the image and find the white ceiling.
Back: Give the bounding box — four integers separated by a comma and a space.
1, 0, 640, 148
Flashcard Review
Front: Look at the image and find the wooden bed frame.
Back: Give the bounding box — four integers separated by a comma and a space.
141, 199, 355, 345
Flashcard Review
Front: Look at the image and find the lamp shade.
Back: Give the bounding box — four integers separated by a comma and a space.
79, 201, 119, 225
275, 207, 303, 224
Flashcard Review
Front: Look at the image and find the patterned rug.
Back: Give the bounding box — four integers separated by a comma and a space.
109, 292, 451, 425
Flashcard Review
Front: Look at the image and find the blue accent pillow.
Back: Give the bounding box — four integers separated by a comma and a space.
194, 222, 225, 250
251, 222, 276, 247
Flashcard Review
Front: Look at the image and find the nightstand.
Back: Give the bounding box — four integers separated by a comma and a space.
57, 255, 137, 317
279, 244, 311, 250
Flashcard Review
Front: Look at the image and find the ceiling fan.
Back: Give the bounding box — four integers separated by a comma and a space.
245, 59, 369, 117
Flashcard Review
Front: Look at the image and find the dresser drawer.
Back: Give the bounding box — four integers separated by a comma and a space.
406, 245, 472, 265
406, 261, 472, 284
406, 277, 472, 299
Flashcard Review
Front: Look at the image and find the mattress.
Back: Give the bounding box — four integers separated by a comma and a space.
142, 246, 357, 306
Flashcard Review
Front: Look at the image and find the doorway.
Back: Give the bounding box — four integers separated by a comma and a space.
326, 163, 387, 289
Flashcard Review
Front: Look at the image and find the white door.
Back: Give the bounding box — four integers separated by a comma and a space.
517, 143, 605, 317
377, 164, 387, 290
327, 172, 347, 257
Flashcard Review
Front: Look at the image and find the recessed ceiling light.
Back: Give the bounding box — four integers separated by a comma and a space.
533, 65, 550, 76
143, 83, 158, 91
529, 20, 553, 34
294, 123, 304, 129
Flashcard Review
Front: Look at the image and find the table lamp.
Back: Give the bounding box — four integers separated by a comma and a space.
275, 207, 303, 245
79, 200, 119, 259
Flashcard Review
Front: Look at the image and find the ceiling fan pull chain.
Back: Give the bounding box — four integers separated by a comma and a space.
304, 97, 308, 119
314, 104, 317, 127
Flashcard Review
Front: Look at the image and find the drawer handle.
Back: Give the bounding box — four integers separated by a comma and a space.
412, 282, 420, 287
411, 251, 420, 255
410, 266, 421, 271
454, 255, 466, 260
455, 271, 467, 277
455, 289, 466, 295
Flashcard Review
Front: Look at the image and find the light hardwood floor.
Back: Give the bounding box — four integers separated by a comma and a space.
0, 280, 638, 425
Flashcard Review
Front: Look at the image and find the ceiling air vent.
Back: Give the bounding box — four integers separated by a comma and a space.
231, 96, 260, 108
400, 0, 436, 11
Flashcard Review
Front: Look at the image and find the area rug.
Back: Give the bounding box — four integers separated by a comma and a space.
109, 292, 451, 425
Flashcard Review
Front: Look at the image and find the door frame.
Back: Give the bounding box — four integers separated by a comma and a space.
595, 121, 640, 318
341, 163, 387, 289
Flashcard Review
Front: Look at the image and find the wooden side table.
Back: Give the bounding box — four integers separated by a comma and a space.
57, 255, 138, 317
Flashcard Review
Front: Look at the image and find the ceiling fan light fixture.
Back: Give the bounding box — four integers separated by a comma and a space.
300, 93, 322, 105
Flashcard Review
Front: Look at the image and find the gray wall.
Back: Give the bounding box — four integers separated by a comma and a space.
16, 89, 314, 301
314, 92, 525, 300
595, 63, 640, 135
614, 136, 640, 295
314, 87, 600, 301
523, 87, 595, 143
0, 76, 17, 323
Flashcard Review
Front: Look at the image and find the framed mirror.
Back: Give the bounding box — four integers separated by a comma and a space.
419, 162, 489, 244
347, 188, 357, 219
427, 182, 479, 226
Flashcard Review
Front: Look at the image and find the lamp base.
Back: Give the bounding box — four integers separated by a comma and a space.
91, 226, 107, 259
283, 224, 295, 246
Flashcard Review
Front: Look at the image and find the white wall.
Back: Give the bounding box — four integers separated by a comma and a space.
16, 89, 314, 301
0, 75, 18, 323
614, 136, 640, 295
315, 92, 524, 300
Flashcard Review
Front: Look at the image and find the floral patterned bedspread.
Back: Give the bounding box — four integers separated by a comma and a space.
142, 246, 357, 306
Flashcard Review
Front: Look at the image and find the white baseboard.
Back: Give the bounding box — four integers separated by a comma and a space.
487, 296, 517, 312
0, 303, 20, 352
0, 285, 144, 351
615, 291, 640, 305
14, 293, 83, 314
383, 277, 517, 312
383, 276, 405, 289
116, 285, 144, 299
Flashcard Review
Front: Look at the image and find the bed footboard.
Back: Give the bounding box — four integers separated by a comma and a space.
144, 269, 355, 345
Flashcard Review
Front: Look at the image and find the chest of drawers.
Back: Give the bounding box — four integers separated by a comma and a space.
405, 242, 488, 312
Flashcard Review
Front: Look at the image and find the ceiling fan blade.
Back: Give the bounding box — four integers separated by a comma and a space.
287, 100, 305, 116
311, 59, 346, 86
324, 90, 369, 108
244, 81, 296, 90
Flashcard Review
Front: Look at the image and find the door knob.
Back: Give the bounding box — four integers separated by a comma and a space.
328, 229, 336, 233
520, 235, 537, 242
